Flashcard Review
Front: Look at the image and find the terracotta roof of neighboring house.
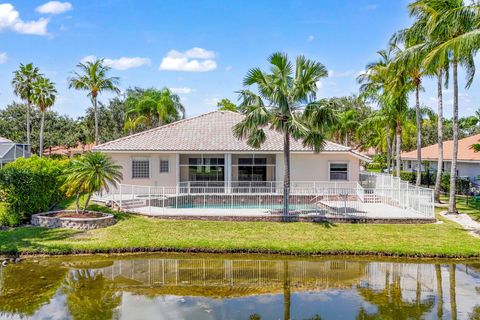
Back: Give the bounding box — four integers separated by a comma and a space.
94, 111, 370, 161
401, 134, 480, 162
44, 143, 94, 156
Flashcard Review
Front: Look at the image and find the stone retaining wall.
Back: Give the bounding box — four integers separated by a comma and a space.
31, 210, 116, 230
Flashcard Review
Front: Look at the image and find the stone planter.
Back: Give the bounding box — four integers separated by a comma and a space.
31, 210, 115, 230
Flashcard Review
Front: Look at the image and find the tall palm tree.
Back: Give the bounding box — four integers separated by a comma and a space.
125, 87, 185, 129
233, 52, 335, 215
63, 152, 122, 213
417, 0, 480, 213
32, 76, 56, 157
11, 63, 42, 152
69, 59, 120, 145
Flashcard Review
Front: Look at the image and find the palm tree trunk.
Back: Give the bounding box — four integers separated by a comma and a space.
386, 124, 391, 174
449, 264, 457, 320
396, 121, 402, 177
26, 100, 31, 152
449, 60, 459, 214
435, 70, 444, 203
93, 96, 99, 146
283, 129, 290, 216
415, 84, 422, 186
435, 264, 443, 320
83, 193, 92, 213
39, 111, 45, 157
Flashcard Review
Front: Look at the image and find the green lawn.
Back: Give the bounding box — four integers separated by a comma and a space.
438, 195, 480, 221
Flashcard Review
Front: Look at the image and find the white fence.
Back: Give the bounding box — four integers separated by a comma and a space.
95, 175, 434, 219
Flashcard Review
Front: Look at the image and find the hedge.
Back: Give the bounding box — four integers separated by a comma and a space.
394, 171, 471, 194
0, 156, 68, 226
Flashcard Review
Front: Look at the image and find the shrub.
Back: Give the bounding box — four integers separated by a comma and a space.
0, 156, 68, 226
366, 162, 384, 172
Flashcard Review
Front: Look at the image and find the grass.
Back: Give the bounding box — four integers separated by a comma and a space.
438, 195, 480, 221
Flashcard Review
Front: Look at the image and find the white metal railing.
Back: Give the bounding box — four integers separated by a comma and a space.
94, 177, 434, 219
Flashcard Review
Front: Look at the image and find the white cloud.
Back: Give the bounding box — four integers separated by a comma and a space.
225, 65, 232, 71
0, 52, 7, 64
203, 97, 220, 106
159, 47, 217, 72
364, 4, 378, 11
170, 87, 195, 94
36, 1, 72, 14
81, 55, 151, 70
307, 35, 315, 42
0, 4, 49, 35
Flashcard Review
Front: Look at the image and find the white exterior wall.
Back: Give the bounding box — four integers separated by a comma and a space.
106, 151, 362, 186
403, 159, 479, 181
107, 153, 177, 186
276, 152, 361, 182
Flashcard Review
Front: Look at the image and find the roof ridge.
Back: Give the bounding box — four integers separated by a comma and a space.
94, 110, 223, 149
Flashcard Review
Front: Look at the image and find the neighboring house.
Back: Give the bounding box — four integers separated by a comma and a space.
44, 142, 94, 158
401, 133, 480, 182
0, 137, 31, 167
94, 111, 371, 187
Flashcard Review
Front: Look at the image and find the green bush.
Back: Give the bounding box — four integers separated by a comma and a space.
366, 162, 384, 171
0, 156, 68, 226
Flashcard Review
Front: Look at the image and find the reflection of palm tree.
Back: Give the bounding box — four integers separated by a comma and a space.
470, 305, 480, 320
356, 270, 434, 319
435, 264, 443, 319
63, 270, 122, 320
248, 314, 261, 320
450, 265, 457, 320
283, 261, 291, 320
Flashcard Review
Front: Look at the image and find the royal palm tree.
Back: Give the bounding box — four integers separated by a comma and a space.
69, 59, 120, 145
233, 52, 335, 215
63, 152, 122, 213
416, 0, 480, 213
32, 76, 56, 157
11, 63, 42, 152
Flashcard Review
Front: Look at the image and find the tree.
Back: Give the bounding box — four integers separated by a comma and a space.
217, 98, 238, 112
63, 152, 122, 213
11, 63, 42, 152
32, 76, 57, 157
233, 52, 335, 215
125, 87, 185, 130
69, 59, 120, 146
417, 0, 480, 213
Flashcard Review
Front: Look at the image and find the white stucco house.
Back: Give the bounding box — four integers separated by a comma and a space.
401, 134, 480, 183
0, 136, 30, 168
94, 110, 370, 187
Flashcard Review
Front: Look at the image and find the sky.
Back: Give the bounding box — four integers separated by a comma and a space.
0, 0, 479, 119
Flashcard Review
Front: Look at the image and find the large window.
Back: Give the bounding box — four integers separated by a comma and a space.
132, 158, 150, 179
329, 163, 348, 181
232, 154, 275, 182
181, 155, 225, 181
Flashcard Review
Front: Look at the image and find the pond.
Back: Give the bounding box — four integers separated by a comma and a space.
0, 254, 479, 320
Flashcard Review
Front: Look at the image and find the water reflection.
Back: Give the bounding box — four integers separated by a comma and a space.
0, 255, 478, 320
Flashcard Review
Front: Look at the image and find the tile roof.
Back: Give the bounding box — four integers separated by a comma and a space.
95, 111, 365, 157
401, 133, 480, 162
44, 142, 94, 156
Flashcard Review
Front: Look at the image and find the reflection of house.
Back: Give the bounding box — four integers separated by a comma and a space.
401, 134, 480, 182
43, 142, 94, 158
0, 137, 30, 168
94, 111, 370, 188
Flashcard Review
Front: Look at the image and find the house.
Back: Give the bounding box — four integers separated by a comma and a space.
401, 133, 480, 182
93, 110, 371, 188
0, 137, 31, 167
44, 142, 94, 158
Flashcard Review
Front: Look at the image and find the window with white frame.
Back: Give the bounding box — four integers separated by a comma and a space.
160, 158, 169, 173
132, 158, 150, 179
329, 163, 348, 181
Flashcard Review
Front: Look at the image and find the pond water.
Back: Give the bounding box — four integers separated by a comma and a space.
0, 254, 479, 320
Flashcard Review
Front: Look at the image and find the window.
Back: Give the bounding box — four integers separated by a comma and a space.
160, 159, 169, 173
132, 158, 150, 179
186, 155, 225, 181
330, 163, 348, 181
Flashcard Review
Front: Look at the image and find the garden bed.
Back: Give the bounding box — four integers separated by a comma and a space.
31, 210, 115, 230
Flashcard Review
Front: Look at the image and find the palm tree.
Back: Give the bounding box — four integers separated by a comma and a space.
32, 76, 56, 157
416, 0, 480, 213
125, 87, 185, 129
11, 63, 42, 152
63, 152, 122, 213
233, 52, 335, 215
69, 59, 120, 145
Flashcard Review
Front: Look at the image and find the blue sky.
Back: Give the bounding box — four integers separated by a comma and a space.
0, 0, 478, 118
